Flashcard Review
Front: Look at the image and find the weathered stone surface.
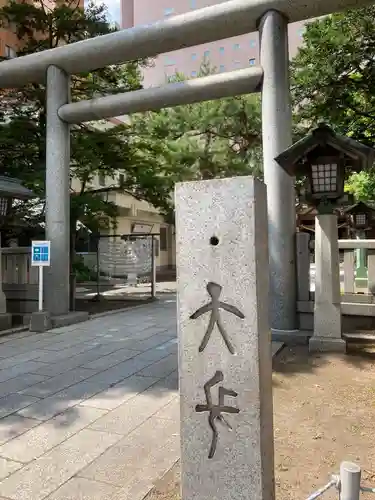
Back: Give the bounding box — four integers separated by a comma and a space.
0, 457, 22, 481
0, 415, 40, 446
81, 417, 179, 487
50, 311, 89, 328
0, 429, 120, 500
89, 381, 176, 435
0, 406, 107, 463
310, 214, 344, 353
79, 375, 159, 411
29, 311, 52, 333
0, 374, 47, 399
0, 314, 12, 332
175, 177, 274, 500
47, 477, 122, 500
19, 367, 97, 398
309, 336, 346, 353
0, 393, 40, 419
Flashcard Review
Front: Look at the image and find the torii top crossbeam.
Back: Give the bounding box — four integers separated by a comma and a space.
0, 0, 372, 88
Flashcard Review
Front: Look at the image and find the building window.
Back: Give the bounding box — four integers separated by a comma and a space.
233, 43, 240, 50
219, 46, 224, 54
191, 70, 197, 77
118, 174, 125, 186
164, 7, 174, 17
204, 50, 210, 58
233, 60, 241, 68
219, 64, 225, 72
5, 45, 16, 59
191, 53, 197, 60
164, 55, 175, 66
190, 0, 197, 8
298, 27, 305, 37
249, 39, 256, 48
160, 227, 168, 251
249, 58, 255, 66
99, 172, 105, 186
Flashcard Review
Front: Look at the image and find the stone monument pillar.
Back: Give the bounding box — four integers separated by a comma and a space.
175, 177, 274, 500
309, 214, 346, 352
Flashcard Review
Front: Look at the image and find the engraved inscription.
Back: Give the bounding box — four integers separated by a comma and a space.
195, 371, 240, 459
190, 282, 245, 354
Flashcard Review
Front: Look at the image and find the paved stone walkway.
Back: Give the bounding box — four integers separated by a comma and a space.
0, 295, 281, 500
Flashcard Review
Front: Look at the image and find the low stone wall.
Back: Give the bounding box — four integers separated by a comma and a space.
298, 297, 375, 333
4, 284, 38, 314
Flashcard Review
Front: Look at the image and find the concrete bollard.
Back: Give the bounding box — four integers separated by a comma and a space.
340, 461, 361, 500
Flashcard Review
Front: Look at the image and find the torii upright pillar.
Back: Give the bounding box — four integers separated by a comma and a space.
259, 10, 297, 333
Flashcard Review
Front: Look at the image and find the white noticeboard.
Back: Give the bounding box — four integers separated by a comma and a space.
31, 241, 51, 312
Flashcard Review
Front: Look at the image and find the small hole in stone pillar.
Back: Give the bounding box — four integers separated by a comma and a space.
210, 236, 219, 246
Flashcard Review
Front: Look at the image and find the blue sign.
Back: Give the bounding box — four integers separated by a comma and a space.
31, 241, 51, 267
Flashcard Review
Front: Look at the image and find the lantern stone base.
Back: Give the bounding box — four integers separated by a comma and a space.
271, 328, 310, 345
29, 311, 52, 333
309, 336, 346, 353
0, 313, 12, 332
50, 311, 89, 329
30, 310, 89, 333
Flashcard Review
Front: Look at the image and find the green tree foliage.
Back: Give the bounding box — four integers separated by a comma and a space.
129, 62, 263, 196
0, 0, 170, 238
291, 7, 375, 201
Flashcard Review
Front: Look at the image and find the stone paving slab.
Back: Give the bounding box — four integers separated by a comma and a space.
0, 362, 49, 384
19, 367, 98, 398
0, 406, 108, 463
82, 348, 141, 371
136, 354, 177, 378
0, 394, 40, 419
88, 379, 177, 436
0, 429, 121, 500
17, 380, 121, 422
0, 415, 40, 446
0, 457, 23, 481
80, 375, 160, 411
0, 351, 47, 371
29, 344, 124, 377
0, 295, 282, 500
46, 477, 122, 500
0, 374, 48, 399
81, 416, 179, 487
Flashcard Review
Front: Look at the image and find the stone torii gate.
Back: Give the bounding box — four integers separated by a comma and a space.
0, 0, 371, 331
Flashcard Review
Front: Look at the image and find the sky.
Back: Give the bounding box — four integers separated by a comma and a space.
86, 0, 121, 26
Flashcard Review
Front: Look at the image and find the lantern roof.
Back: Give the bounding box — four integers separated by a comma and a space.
275, 124, 375, 176
0, 175, 34, 199
342, 201, 375, 215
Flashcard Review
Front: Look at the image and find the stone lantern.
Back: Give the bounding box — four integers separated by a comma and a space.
343, 201, 375, 288
275, 124, 374, 214
344, 201, 375, 233
275, 124, 375, 354
0, 175, 34, 331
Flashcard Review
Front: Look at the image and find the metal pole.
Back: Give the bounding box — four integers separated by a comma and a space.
259, 9, 297, 332
45, 65, 71, 317
340, 461, 361, 500
38, 266, 44, 312
151, 235, 156, 299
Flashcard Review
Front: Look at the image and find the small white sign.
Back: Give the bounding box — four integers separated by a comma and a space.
31, 240, 51, 267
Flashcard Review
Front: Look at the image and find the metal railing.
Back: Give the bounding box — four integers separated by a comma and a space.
306, 462, 374, 500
